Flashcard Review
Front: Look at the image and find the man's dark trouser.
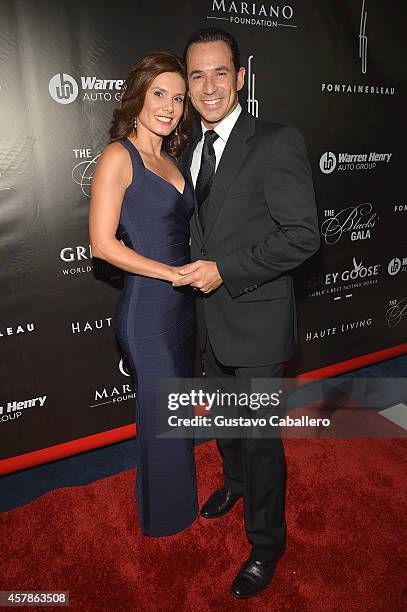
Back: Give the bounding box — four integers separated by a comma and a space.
203, 334, 287, 562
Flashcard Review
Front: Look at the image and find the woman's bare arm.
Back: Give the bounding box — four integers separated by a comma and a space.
89, 143, 177, 282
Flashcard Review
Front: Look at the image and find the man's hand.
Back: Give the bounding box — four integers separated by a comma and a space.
172, 260, 223, 294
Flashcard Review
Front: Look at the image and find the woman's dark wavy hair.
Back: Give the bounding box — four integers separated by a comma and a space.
109, 52, 190, 157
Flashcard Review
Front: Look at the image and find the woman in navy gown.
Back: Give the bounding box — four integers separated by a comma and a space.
89, 53, 198, 536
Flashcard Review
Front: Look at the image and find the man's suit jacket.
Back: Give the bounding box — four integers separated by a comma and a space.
181, 109, 320, 367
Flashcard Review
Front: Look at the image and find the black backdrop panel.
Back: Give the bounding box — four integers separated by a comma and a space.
1, 0, 406, 466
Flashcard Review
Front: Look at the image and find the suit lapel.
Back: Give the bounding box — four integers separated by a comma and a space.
202, 111, 256, 245
182, 139, 195, 186
184, 133, 204, 242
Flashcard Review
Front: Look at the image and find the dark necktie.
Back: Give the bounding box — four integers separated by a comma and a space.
196, 130, 219, 232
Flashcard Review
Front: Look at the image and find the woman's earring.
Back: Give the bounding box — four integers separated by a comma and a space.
134, 118, 137, 129
175, 127, 179, 136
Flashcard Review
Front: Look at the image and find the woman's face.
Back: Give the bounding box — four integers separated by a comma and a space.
137, 71, 186, 137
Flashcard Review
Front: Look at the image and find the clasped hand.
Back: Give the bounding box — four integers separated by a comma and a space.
172, 260, 223, 294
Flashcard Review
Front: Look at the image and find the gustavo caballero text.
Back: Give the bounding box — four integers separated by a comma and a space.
168, 415, 331, 428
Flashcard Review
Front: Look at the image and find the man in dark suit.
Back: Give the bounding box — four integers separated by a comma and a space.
173, 27, 320, 599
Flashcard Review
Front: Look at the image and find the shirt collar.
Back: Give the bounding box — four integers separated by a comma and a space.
200, 102, 242, 143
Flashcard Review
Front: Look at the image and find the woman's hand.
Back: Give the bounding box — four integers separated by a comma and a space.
166, 265, 186, 284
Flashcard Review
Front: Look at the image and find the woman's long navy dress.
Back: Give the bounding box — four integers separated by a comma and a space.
114, 138, 198, 536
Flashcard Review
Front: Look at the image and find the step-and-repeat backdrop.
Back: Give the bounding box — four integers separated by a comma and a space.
1, 0, 406, 471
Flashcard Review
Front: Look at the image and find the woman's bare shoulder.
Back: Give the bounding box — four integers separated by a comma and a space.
99, 141, 129, 163
93, 141, 132, 187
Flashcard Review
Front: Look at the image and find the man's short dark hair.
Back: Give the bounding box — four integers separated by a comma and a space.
183, 27, 241, 73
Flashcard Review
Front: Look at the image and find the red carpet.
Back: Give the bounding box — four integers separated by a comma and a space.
1, 439, 406, 611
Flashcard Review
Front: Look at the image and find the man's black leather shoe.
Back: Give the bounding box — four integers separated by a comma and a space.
231, 556, 281, 599
200, 487, 242, 519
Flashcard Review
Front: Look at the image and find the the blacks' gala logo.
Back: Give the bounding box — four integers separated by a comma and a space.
320, 203, 378, 245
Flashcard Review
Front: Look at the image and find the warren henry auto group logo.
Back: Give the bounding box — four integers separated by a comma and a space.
49, 73, 123, 104
48, 73, 78, 104
388, 256, 407, 276
320, 151, 392, 175
0, 395, 47, 423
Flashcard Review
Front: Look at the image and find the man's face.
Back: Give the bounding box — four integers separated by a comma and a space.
186, 40, 245, 128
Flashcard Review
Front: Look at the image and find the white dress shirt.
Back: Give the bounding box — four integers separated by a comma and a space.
190, 102, 242, 187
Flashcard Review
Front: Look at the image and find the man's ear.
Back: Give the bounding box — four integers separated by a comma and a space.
236, 66, 246, 92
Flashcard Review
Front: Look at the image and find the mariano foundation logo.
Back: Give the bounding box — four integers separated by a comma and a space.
90, 358, 135, 409
119, 356, 131, 377
207, 1, 297, 29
